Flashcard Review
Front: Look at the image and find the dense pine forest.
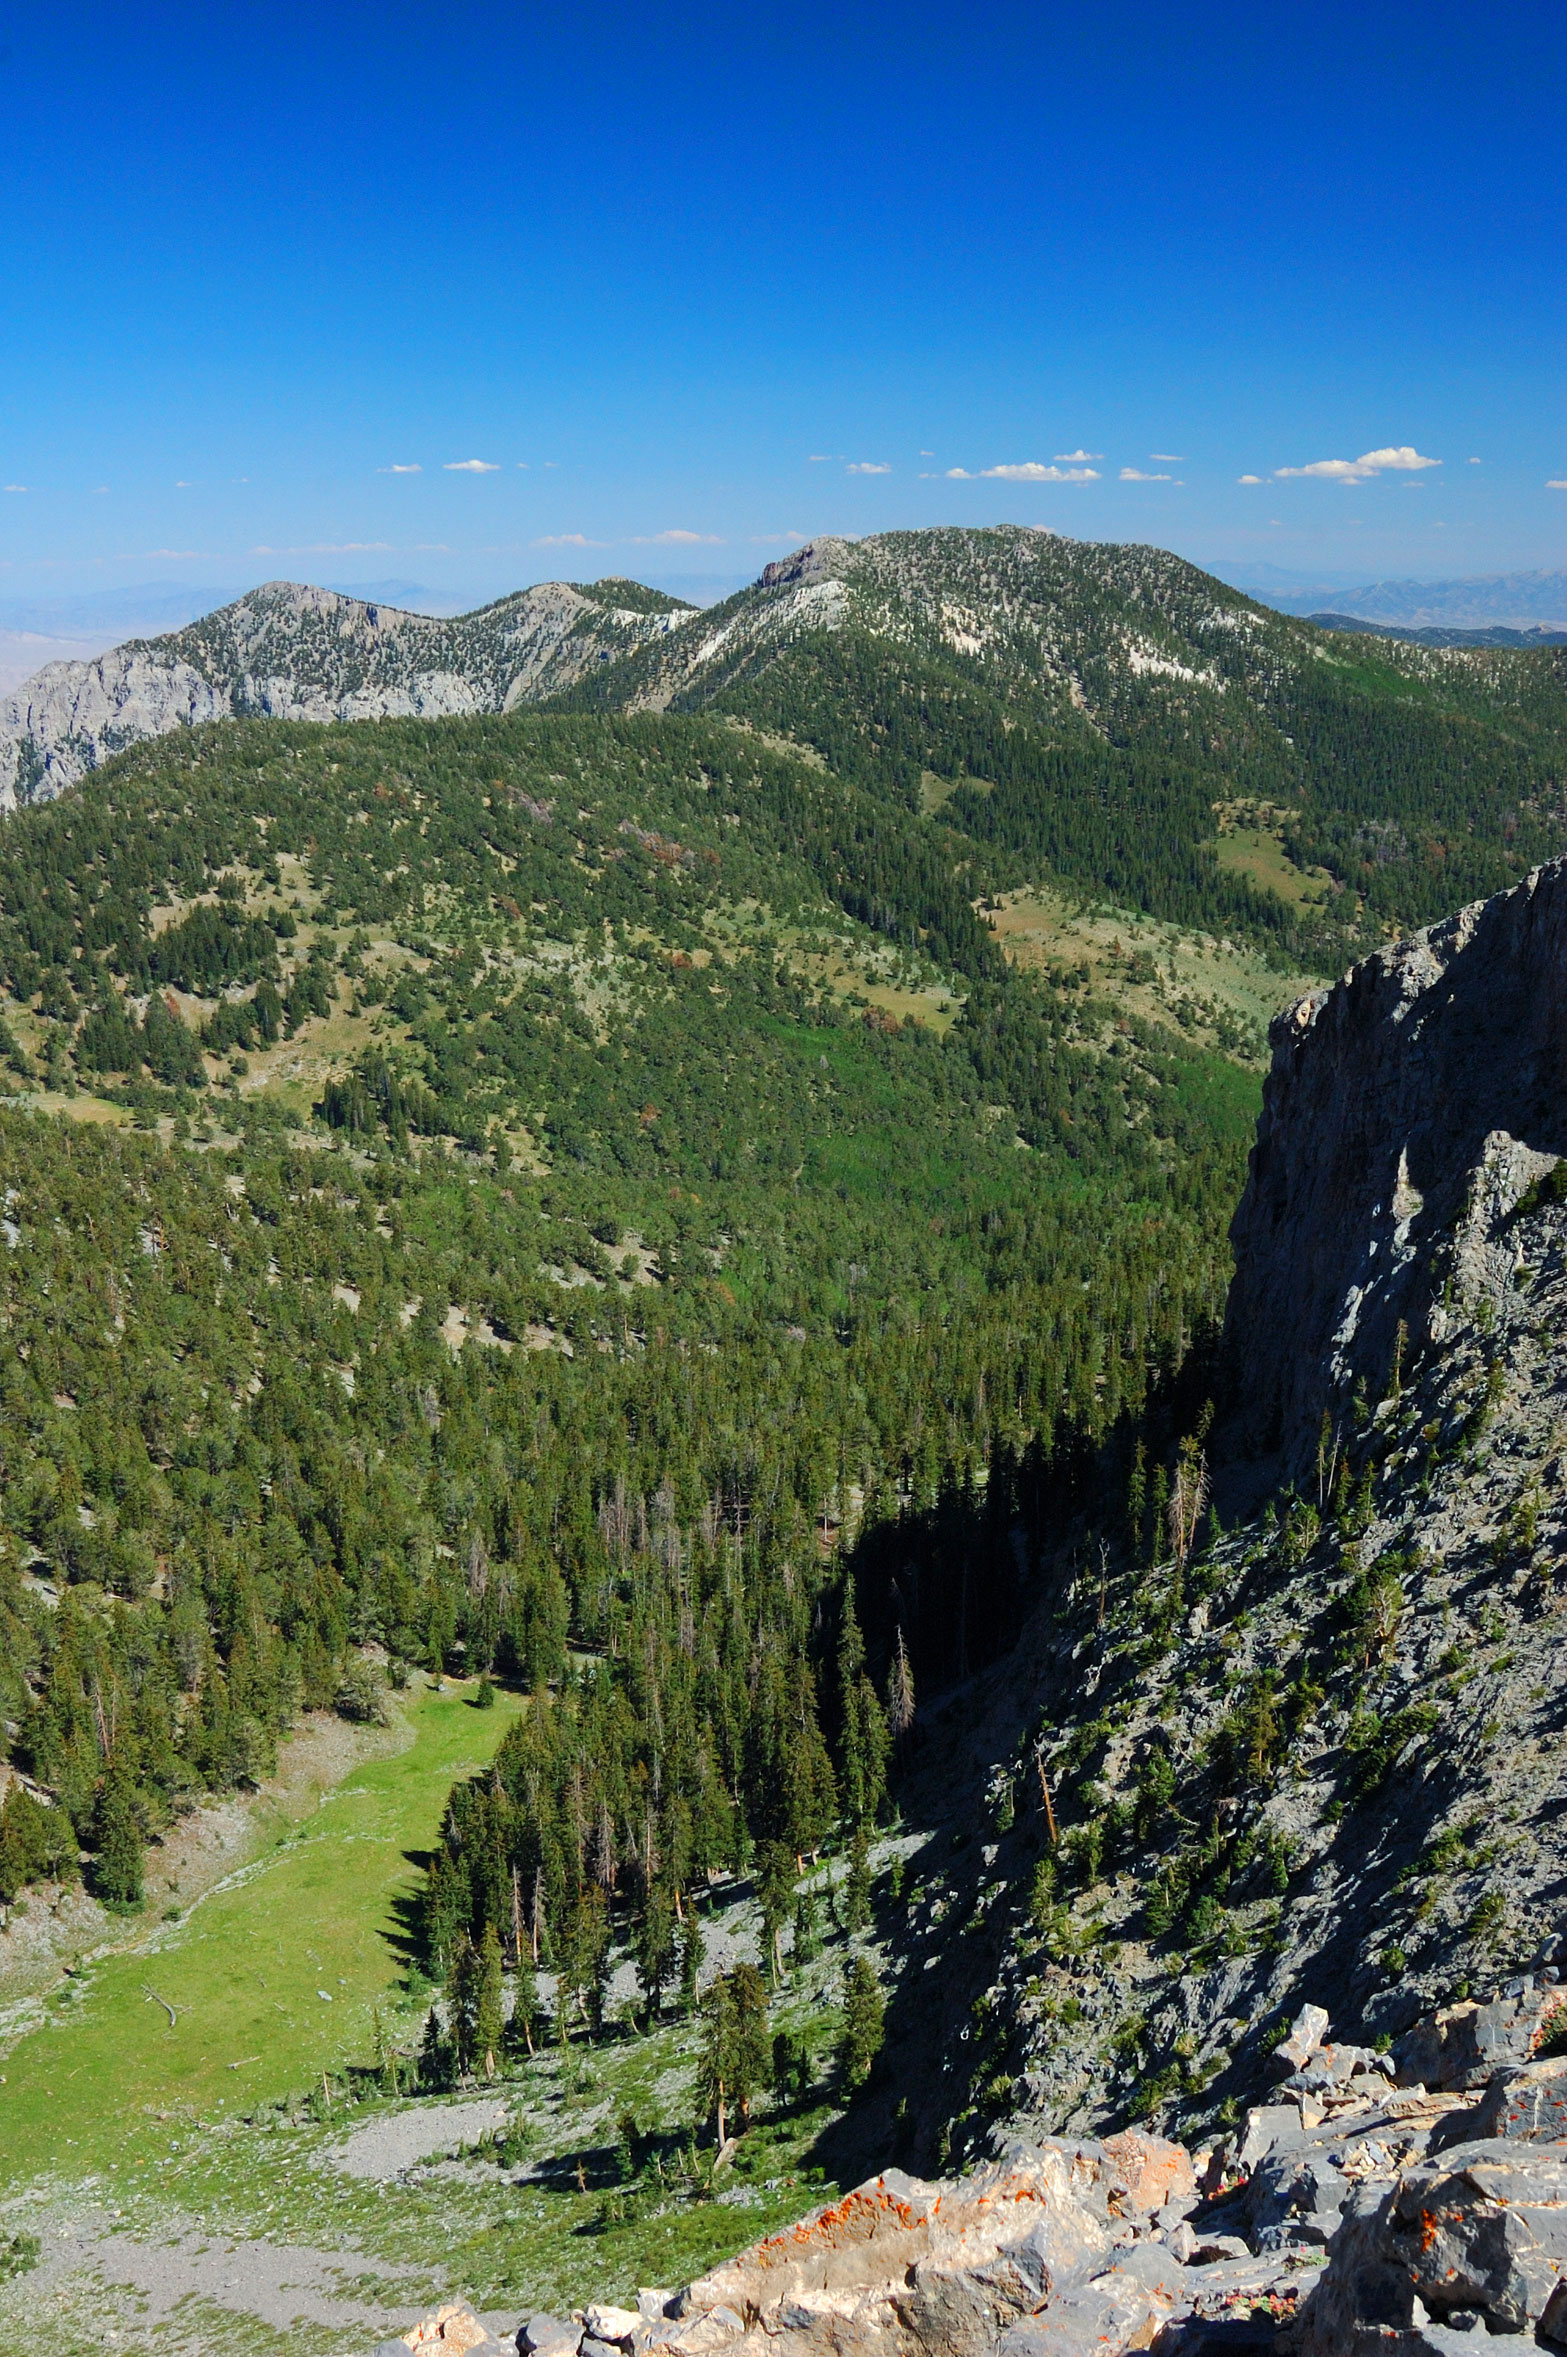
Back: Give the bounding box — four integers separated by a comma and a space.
0, 707, 1251, 1936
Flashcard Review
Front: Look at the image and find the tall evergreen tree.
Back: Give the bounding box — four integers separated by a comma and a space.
474, 1923, 506, 2078
837, 1952, 884, 2090
91, 1766, 143, 1907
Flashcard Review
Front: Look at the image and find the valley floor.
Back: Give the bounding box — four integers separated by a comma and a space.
0, 1684, 909, 2357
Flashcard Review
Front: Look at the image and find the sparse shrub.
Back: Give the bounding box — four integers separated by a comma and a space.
335, 1656, 388, 1724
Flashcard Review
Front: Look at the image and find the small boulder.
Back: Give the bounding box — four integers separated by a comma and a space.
519, 2321, 580, 2357
396, 2307, 495, 2357
1235, 2106, 1303, 2170
582, 2310, 640, 2349
1273, 2003, 1331, 2073
1466, 2053, 1567, 2142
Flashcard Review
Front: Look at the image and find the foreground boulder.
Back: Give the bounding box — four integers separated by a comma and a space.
1296, 2140, 1567, 2350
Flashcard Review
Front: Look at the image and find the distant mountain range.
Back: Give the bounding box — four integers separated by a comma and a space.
1308, 611, 1567, 649
0, 575, 697, 809
5, 529, 1567, 967
1244, 567, 1567, 629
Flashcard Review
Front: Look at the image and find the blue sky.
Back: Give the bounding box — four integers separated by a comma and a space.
1, 0, 1563, 604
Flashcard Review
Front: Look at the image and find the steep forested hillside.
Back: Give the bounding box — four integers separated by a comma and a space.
0, 707, 1252, 1925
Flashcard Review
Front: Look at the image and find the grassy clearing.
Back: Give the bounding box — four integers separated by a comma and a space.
984, 881, 1312, 1065
0, 1678, 890, 2356
1209, 799, 1336, 913
0, 1683, 521, 2187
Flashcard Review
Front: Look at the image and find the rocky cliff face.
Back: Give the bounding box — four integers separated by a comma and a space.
829, 857, 1567, 2228
0, 579, 697, 810
1225, 857, 1567, 1471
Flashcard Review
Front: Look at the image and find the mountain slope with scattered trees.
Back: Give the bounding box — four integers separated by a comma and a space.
0, 705, 1252, 1935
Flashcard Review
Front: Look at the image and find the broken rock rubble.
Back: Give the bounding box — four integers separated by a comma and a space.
373, 1988, 1567, 2357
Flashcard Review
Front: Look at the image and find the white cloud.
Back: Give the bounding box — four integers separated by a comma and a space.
1237, 474, 1263, 484
175, 479, 192, 488
980, 461, 1099, 483
629, 530, 725, 545
146, 548, 199, 558
1053, 449, 1102, 462
380, 463, 422, 474
1275, 445, 1441, 484
1149, 453, 1185, 463
920, 449, 935, 457
533, 532, 608, 548
1119, 467, 1173, 482
517, 462, 529, 470
445, 458, 499, 473
1549, 479, 1567, 491
846, 461, 891, 474
1468, 456, 1482, 464
807, 454, 836, 463
749, 531, 808, 544
4, 484, 27, 493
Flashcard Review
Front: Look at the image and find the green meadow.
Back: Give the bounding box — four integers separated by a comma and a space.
0, 1683, 522, 2188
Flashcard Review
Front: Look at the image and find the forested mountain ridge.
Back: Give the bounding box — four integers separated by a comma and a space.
564, 528, 1567, 962
0, 576, 697, 810
7, 531, 1567, 976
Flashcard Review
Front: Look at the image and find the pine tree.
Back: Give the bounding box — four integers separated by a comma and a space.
635, 1880, 677, 2021
755, 1840, 796, 1985
837, 1593, 890, 1831
447, 1932, 481, 2078
843, 1822, 872, 1932
792, 1883, 820, 1964
475, 1923, 506, 2078
509, 1941, 538, 2057
729, 1961, 770, 2126
425, 1844, 469, 1974
419, 2003, 449, 2090
886, 1628, 915, 1764
697, 1970, 737, 2145
91, 1766, 144, 1907
837, 1953, 884, 2090
696, 1962, 770, 2141
678, 1907, 705, 2016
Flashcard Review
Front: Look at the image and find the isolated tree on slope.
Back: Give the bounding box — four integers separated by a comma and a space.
837, 1953, 884, 2090
91, 1765, 144, 1907
697, 1963, 769, 2144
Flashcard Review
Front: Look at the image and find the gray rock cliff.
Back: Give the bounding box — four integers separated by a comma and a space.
1225, 856, 1567, 1469
0, 579, 697, 811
